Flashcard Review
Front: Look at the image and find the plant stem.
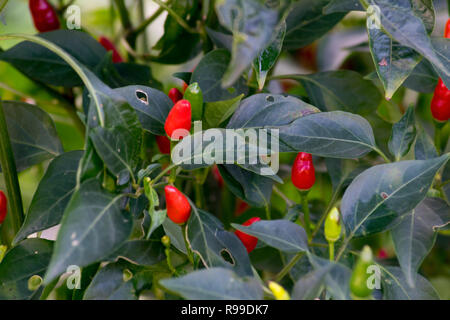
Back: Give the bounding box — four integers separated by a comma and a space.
275, 252, 304, 282
300, 191, 312, 241
273, 186, 294, 207
153, 0, 197, 34
434, 121, 445, 154
329, 242, 334, 261
373, 147, 391, 163
151, 163, 177, 186
0, 99, 24, 246
165, 248, 178, 276
311, 191, 339, 238
133, 6, 165, 36
181, 224, 194, 264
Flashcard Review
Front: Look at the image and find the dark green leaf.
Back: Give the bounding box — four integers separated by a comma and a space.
292, 266, 330, 300
324, 0, 364, 13
414, 128, 437, 160
403, 59, 439, 93
0, 239, 53, 300
191, 49, 248, 102
203, 94, 244, 128
388, 107, 416, 161
0, 30, 106, 87
381, 266, 440, 300
187, 207, 253, 276
216, 0, 282, 86
284, 0, 346, 49
288, 71, 382, 114
44, 179, 133, 283
160, 268, 263, 300
232, 219, 308, 253
1, 101, 63, 172
83, 262, 137, 300
107, 240, 166, 267
341, 154, 450, 237
392, 198, 450, 287
14, 151, 83, 243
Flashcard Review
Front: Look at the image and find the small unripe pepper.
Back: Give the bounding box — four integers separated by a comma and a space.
27, 275, 43, 291
324, 207, 342, 243
161, 235, 171, 248
29, 0, 60, 33
0, 190, 7, 225
430, 18, 450, 122
98, 36, 124, 63
268, 281, 290, 300
164, 99, 192, 140
349, 246, 374, 299
183, 82, 203, 121
156, 135, 171, 154
291, 152, 315, 191
168, 88, 183, 105
164, 185, 191, 224
234, 217, 261, 253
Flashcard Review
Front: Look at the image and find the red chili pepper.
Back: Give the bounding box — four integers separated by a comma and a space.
430, 19, 450, 122
29, 0, 60, 33
164, 99, 192, 140
235, 199, 249, 216
168, 88, 183, 105
212, 165, 224, 188
98, 36, 124, 63
235, 217, 261, 253
0, 190, 7, 225
164, 185, 191, 224
291, 152, 315, 191
156, 135, 171, 154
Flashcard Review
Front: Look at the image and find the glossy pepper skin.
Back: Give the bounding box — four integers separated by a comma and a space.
184, 82, 203, 121
0, 190, 7, 225
98, 37, 124, 63
164, 99, 192, 140
430, 19, 450, 122
168, 88, 183, 105
29, 0, 60, 32
324, 207, 342, 243
164, 185, 191, 224
156, 135, 171, 154
291, 152, 315, 191
235, 217, 261, 253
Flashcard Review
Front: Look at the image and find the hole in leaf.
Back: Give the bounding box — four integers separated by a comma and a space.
220, 249, 235, 266
135, 90, 149, 105
266, 95, 274, 102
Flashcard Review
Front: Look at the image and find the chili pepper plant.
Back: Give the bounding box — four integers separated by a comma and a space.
0, 0, 449, 300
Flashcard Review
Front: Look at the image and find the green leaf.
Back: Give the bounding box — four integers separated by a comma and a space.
391, 198, 450, 287
253, 22, 285, 90
44, 179, 133, 283
203, 94, 244, 129
113, 86, 173, 136
187, 207, 253, 276
89, 97, 142, 180
147, 209, 166, 239
231, 219, 308, 253
287, 71, 382, 115
0, 239, 53, 300
83, 262, 137, 300
381, 266, 440, 300
388, 107, 416, 161
360, 0, 450, 88
162, 219, 187, 254
107, 240, 166, 267
0, 30, 106, 87
216, 0, 282, 86
414, 127, 437, 160
191, 49, 248, 102
1, 101, 63, 172
324, 0, 364, 13
14, 151, 83, 244
341, 154, 450, 237
292, 265, 331, 300
160, 268, 263, 300
284, 0, 346, 49
403, 59, 438, 93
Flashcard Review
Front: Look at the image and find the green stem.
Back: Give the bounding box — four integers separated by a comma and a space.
373, 147, 391, 163
311, 191, 339, 239
0, 99, 24, 246
434, 121, 445, 154
275, 252, 304, 282
150, 163, 177, 186
194, 181, 202, 208
181, 224, 194, 265
273, 186, 294, 207
329, 242, 335, 261
133, 6, 165, 36
153, 0, 197, 34
300, 191, 311, 241
0, 0, 8, 13
165, 248, 178, 276
265, 204, 271, 220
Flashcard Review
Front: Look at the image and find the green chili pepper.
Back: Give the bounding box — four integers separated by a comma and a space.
349, 246, 374, 299
184, 82, 203, 121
